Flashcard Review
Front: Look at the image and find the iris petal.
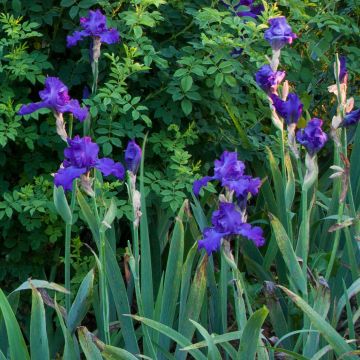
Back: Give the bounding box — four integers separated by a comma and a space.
54, 166, 87, 191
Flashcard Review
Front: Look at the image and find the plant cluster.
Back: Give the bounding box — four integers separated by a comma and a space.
0, 1, 360, 359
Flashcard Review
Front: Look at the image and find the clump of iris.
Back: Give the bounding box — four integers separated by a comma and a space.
193, 151, 264, 255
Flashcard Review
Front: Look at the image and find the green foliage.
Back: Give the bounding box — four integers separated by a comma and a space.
0, 0, 360, 359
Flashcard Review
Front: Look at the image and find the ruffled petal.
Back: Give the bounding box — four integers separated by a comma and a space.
54, 166, 86, 191
59, 99, 88, 121
237, 223, 265, 247
64, 135, 99, 169
96, 158, 125, 180
67, 30, 88, 47
193, 176, 213, 196
198, 227, 226, 255
17, 101, 49, 116
100, 28, 120, 44
211, 202, 243, 234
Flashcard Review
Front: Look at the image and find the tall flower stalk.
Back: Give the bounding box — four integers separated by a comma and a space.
326, 55, 348, 280
255, 16, 297, 238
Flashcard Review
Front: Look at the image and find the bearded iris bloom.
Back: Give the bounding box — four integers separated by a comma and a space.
255, 65, 285, 94
67, 9, 120, 48
264, 17, 297, 51
296, 118, 327, 156
271, 93, 303, 125
198, 202, 265, 255
54, 135, 124, 191
125, 140, 142, 174
193, 151, 261, 201
18, 77, 88, 121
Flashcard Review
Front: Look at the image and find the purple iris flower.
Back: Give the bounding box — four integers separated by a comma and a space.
264, 17, 297, 51
211, 202, 243, 234
339, 56, 347, 83
198, 227, 226, 255
125, 139, 142, 174
270, 93, 303, 125
54, 135, 125, 191
255, 65, 285, 94
237, 223, 265, 247
342, 109, 360, 127
296, 118, 328, 156
18, 77, 88, 121
193, 151, 261, 201
198, 202, 265, 255
214, 151, 245, 181
67, 9, 120, 47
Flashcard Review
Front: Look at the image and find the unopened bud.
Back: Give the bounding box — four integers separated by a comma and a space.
54, 112, 68, 142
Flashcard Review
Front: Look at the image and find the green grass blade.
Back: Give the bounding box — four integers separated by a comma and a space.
139, 134, 155, 319
0, 350, 6, 360
178, 243, 198, 327
67, 269, 94, 333
342, 281, 355, 343
30, 286, 49, 360
105, 241, 140, 354
0, 289, 30, 360
268, 347, 310, 360
238, 306, 269, 359
278, 285, 356, 359
77, 190, 100, 245
189, 319, 222, 360
269, 214, 307, 294
266, 147, 287, 229
303, 281, 330, 357
219, 342, 238, 359
77, 327, 104, 360
335, 277, 360, 325
54, 298, 78, 360
12, 280, 68, 294
158, 201, 186, 354
130, 315, 207, 360
176, 254, 207, 359
263, 281, 291, 349
99, 344, 139, 360
53, 185, 72, 224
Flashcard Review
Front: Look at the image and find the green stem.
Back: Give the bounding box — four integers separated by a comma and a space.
64, 222, 71, 312
91, 60, 99, 95
64, 181, 76, 312
220, 252, 228, 333
326, 130, 346, 280
298, 188, 309, 273
68, 114, 73, 139
280, 128, 293, 238
325, 202, 344, 280
100, 231, 110, 344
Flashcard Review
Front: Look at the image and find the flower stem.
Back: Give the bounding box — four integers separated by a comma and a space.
297, 187, 309, 272
326, 130, 347, 280
64, 181, 76, 312
100, 231, 110, 344
64, 222, 71, 312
